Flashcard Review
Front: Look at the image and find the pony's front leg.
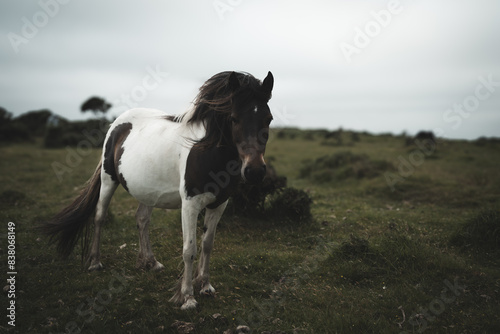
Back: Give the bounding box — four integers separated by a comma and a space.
196, 200, 228, 295
170, 200, 200, 310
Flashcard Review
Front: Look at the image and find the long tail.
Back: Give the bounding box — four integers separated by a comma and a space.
42, 161, 102, 259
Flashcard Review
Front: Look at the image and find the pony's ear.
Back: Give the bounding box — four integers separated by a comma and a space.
227, 71, 240, 91
261, 71, 274, 101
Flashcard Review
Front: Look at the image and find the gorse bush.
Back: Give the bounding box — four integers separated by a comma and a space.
14, 110, 52, 136
474, 136, 500, 147
44, 118, 110, 148
267, 187, 312, 223
230, 162, 287, 214
229, 163, 313, 225
299, 151, 394, 183
0, 108, 111, 147
0, 109, 51, 143
0, 122, 32, 143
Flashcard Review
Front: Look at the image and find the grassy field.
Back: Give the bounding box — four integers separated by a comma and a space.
1, 129, 499, 333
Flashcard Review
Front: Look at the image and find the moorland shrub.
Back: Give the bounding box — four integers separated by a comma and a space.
267, 187, 312, 222
0, 109, 51, 143
299, 151, 394, 183
44, 118, 110, 148
230, 162, 287, 213
229, 162, 313, 224
474, 136, 500, 147
14, 109, 52, 136
0, 122, 32, 143
405, 130, 437, 147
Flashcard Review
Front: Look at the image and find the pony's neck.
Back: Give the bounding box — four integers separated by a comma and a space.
186, 103, 234, 150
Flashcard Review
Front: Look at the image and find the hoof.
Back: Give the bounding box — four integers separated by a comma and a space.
200, 283, 215, 296
88, 262, 104, 271
181, 296, 198, 310
136, 258, 164, 271
151, 261, 165, 272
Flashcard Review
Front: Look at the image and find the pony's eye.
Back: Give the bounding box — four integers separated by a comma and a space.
231, 117, 239, 124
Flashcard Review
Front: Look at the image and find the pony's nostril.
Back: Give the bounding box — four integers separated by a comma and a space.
244, 165, 266, 183
244, 166, 251, 179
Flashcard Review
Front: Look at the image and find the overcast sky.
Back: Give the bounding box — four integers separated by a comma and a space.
1, 0, 499, 139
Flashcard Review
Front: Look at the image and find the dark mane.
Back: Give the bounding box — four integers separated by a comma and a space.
187, 71, 268, 150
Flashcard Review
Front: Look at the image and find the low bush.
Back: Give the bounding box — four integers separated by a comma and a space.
299, 151, 394, 183
15, 109, 52, 136
267, 187, 312, 222
0, 122, 32, 143
474, 136, 500, 147
44, 118, 110, 148
230, 162, 287, 213
229, 162, 313, 224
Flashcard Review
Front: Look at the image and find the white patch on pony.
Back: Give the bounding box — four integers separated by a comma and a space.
113, 107, 205, 210
254, 106, 258, 113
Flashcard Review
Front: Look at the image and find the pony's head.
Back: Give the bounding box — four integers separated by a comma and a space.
188, 71, 274, 184
228, 71, 274, 184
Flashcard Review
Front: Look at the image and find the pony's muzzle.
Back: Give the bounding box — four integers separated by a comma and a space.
237, 139, 267, 184
243, 164, 266, 184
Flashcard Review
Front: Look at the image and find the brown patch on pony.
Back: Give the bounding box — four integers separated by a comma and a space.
184, 145, 240, 209
118, 173, 129, 192
103, 122, 132, 191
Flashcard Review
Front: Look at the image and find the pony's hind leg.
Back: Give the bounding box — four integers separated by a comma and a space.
135, 203, 164, 271
195, 201, 228, 295
88, 175, 118, 271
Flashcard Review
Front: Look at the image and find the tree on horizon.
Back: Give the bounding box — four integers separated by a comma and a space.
81, 96, 112, 115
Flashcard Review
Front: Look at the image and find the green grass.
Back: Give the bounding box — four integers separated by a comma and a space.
1, 131, 500, 333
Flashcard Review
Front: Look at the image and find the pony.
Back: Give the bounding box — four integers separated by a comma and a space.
42, 71, 274, 310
